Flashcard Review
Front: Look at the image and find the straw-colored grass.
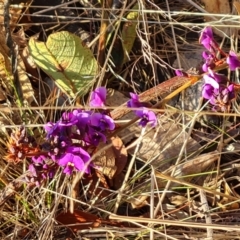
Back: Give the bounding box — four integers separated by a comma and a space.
1, 0, 240, 239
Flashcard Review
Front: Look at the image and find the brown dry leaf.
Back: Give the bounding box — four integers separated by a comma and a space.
0, 50, 13, 93
0, 2, 25, 56
17, 54, 34, 104
13, 29, 34, 104
93, 142, 116, 179
0, 2, 25, 28
12, 28, 28, 48
93, 136, 127, 179
56, 210, 101, 232
156, 151, 219, 188
81, 171, 110, 199
234, 1, 240, 15
130, 115, 201, 172
111, 136, 128, 176
0, 2, 33, 103
200, 0, 234, 37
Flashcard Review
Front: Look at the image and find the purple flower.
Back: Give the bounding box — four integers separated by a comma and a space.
89, 87, 107, 107
127, 93, 143, 108
29, 164, 37, 177
202, 51, 216, 72
58, 146, 91, 175
44, 122, 60, 138
226, 51, 240, 71
202, 84, 216, 104
44, 112, 77, 139
32, 155, 47, 164
60, 112, 78, 126
90, 113, 115, 131
28, 159, 57, 186
202, 83, 235, 111
74, 111, 91, 131
84, 127, 106, 146
175, 69, 188, 77
127, 92, 152, 109
203, 69, 228, 87
199, 27, 215, 51
135, 108, 157, 127
221, 84, 235, 103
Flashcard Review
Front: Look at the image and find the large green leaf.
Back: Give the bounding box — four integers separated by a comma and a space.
28, 31, 98, 98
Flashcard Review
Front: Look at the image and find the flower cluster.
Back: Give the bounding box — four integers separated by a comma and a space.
199, 27, 238, 111
202, 69, 235, 112
23, 87, 116, 185
199, 26, 240, 73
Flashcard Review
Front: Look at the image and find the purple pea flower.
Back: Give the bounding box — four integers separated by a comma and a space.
84, 127, 106, 146
44, 122, 61, 139
226, 51, 240, 71
58, 112, 78, 128
221, 84, 235, 103
202, 83, 235, 111
58, 146, 91, 175
28, 159, 57, 186
199, 26, 216, 51
90, 112, 115, 131
127, 92, 151, 108
135, 108, 157, 127
74, 111, 91, 132
202, 69, 229, 103
202, 51, 216, 72
203, 69, 228, 88
29, 164, 38, 178
32, 155, 47, 164
175, 69, 188, 77
89, 87, 107, 107
127, 93, 143, 108
44, 111, 77, 139
202, 84, 216, 104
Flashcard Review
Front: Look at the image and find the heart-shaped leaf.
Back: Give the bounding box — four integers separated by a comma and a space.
28, 31, 98, 98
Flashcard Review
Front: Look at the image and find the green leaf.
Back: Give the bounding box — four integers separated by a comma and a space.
28, 31, 98, 98
122, 4, 139, 63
